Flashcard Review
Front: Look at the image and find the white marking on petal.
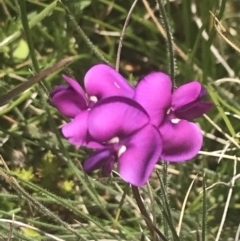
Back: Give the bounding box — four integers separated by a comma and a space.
171, 118, 180, 124
108, 136, 119, 144
118, 145, 127, 157
89, 96, 98, 102
166, 108, 171, 115
114, 82, 120, 89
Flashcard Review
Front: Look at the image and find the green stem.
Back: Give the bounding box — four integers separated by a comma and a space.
19, 0, 49, 93
156, 0, 176, 85
60, 1, 109, 64
202, 175, 207, 241
19, 0, 39, 72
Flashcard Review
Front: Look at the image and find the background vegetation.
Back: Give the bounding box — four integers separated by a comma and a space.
0, 0, 240, 240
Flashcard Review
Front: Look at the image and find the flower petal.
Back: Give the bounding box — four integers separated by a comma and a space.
135, 72, 172, 126
172, 81, 202, 111
84, 64, 135, 99
88, 96, 149, 142
83, 149, 113, 175
199, 86, 207, 99
159, 120, 203, 162
118, 125, 162, 186
175, 101, 213, 120
62, 111, 89, 146
50, 85, 87, 118
62, 75, 88, 103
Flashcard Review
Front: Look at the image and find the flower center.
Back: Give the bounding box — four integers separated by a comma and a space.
166, 108, 181, 124
89, 96, 98, 103
171, 118, 180, 124
108, 136, 119, 144
118, 145, 127, 157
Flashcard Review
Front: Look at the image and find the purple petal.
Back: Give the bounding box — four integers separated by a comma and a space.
50, 75, 88, 118
135, 72, 172, 126
175, 101, 213, 120
83, 149, 114, 175
84, 64, 135, 100
85, 134, 105, 149
88, 96, 149, 142
199, 86, 207, 99
172, 81, 202, 111
50, 85, 87, 118
159, 119, 203, 162
62, 75, 88, 103
118, 125, 162, 186
62, 111, 89, 146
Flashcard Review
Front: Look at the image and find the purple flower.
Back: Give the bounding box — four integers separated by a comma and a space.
50, 63, 212, 185
50, 64, 134, 146
83, 96, 162, 186
134, 72, 212, 162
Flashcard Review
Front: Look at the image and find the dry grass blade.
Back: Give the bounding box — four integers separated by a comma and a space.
0, 56, 76, 107
0, 218, 65, 241
6, 214, 14, 241
176, 175, 198, 236
210, 11, 240, 54
141, 0, 187, 61
215, 159, 238, 241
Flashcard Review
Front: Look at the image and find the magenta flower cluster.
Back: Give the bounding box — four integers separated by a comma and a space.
50, 64, 212, 186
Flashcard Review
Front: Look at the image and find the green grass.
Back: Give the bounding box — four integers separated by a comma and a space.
0, 0, 240, 240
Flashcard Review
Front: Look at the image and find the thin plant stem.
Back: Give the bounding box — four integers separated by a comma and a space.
6, 214, 14, 241
161, 162, 169, 237
176, 175, 198, 236
0, 168, 87, 240
19, 1, 118, 236
19, 0, 39, 72
131, 186, 167, 241
146, 182, 157, 241
115, 0, 139, 71
235, 224, 240, 241
202, 174, 207, 241
59, 1, 109, 64
18, 0, 49, 94
155, 0, 176, 85
113, 184, 130, 229
151, 1, 176, 234
215, 159, 237, 241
